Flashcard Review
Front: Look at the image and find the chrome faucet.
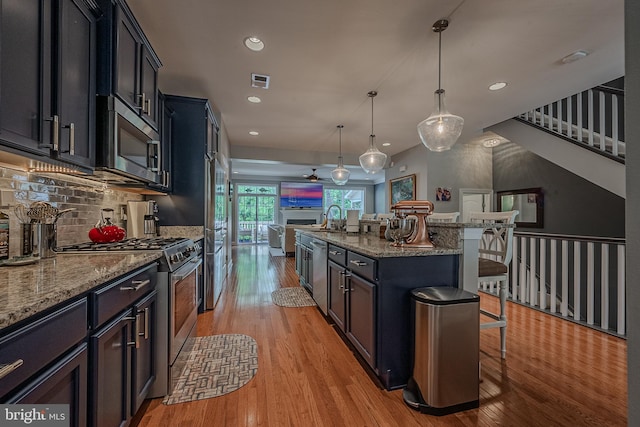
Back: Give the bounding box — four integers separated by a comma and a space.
325, 204, 343, 231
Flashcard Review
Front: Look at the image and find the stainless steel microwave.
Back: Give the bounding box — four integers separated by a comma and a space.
94, 96, 162, 185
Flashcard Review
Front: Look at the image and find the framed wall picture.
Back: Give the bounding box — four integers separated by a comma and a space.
389, 174, 416, 206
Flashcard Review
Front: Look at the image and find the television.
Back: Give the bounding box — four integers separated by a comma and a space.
280, 182, 324, 208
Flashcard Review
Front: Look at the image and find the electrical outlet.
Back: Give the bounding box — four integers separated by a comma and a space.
0, 190, 16, 207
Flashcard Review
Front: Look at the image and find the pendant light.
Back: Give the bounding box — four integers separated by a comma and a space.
331, 125, 350, 185
359, 91, 387, 174
417, 19, 464, 152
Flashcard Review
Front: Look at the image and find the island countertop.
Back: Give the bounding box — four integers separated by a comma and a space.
0, 252, 162, 330
296, 229, 463, 258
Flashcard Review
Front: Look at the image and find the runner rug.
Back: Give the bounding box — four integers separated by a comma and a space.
163, 334, 258, 405
271, 287, 316, 307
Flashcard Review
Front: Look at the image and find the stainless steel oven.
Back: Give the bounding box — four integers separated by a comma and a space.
169, 257, 200, 367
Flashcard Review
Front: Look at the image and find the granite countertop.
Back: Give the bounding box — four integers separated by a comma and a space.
297, 230, 462, 258
158, 225, 204, 242
0, 252, 162, 330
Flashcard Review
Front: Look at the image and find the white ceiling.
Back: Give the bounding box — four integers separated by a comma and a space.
128, 0, 625, 181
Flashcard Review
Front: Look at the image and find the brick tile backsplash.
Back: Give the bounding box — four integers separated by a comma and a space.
0, 165, 144, 257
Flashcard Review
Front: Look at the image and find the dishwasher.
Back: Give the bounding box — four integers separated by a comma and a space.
311, 238, 328, 314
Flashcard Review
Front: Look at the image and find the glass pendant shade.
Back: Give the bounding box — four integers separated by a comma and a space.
332, 124, 350, 185
417, 89, 464, 152
331, 158, 350, 185
359, 135, 387, 174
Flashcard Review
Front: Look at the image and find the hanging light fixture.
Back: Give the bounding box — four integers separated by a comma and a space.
359, 91, 387, 174
417, 19, 464, 152
331, 125, 350, 185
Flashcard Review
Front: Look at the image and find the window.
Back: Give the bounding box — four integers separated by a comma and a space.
236, 184, 278, 244
323, 187, 365, 218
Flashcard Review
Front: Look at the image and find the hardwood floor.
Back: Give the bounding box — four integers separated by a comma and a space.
134, 245, 627, 426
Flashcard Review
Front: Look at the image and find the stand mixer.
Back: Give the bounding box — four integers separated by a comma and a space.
390, 200, 435, 248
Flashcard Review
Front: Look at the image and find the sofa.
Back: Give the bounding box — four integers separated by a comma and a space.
267, 224, 316, 256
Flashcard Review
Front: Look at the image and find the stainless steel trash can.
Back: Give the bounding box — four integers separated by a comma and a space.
403, 287, 480, 415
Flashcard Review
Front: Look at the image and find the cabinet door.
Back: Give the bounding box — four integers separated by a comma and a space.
0, 0, 52, 155
158, 92, 173, 190
295, 243, 302, 275
115, 10, 140, 113
346, 274, 376, 368
140, 46, 158, 127
131, 291, 156, 415
56, 0, 95, 167
91, 312, 132, 427
7, 343, 88, 427
328, 261, 346, 331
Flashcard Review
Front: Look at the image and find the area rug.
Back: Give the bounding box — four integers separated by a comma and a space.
271, 287, 316, 307
269, 247, 285, 257
163, 334, 258, 405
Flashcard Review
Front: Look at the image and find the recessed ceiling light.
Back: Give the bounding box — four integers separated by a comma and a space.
249, 131, 259, 136
244, 36, 264, 52
489, 82, 507, 91
233, 171, 239, 174
482, 138, 502, 148
247, 96, 261, 103
382, 142, 391, 147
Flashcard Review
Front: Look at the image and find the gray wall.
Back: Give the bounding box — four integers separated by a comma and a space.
493, 141, 625, 237
626, 0, 640, 423
386, 138, 492, 213
374, 182, 386, 214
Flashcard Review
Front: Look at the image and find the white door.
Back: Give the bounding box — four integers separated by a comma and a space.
460, 189, 492, 222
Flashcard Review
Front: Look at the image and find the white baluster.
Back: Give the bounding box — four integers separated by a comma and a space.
557, 100, 563, 134
574, 242, 581, 321
577, 92, 583, 142
567, 96, 573, 139
599, 91, 606, 151
529, 238, 537, 306
551, 239, 557, 313
540, 238, 547, 310
587, 242, 594, 325
588, 89, 594, 146
548, 103, 554, 131
512, 236, 519, 299
601, 244, 609, 331
612, 94, 619, 156
618, 245, 625, 335
519, 236, 527, 303
561, 240, 569, 317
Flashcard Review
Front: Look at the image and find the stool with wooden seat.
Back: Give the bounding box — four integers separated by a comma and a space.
469, 210, 519, 359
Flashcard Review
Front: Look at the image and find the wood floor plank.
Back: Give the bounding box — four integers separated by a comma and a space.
133, 245, 627, 426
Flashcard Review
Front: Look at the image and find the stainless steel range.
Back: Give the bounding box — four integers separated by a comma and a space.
57, 237, 203, 398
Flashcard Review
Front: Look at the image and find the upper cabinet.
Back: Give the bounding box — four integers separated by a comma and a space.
0, 0, 97, 169
97, 0, 161, 130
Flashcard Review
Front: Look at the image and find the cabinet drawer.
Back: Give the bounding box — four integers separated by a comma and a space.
0, 298, 88, 399
328, 244, 347, 266
91, 263, 157, 328
300, 234, 313, 248
347, 252, 377, 282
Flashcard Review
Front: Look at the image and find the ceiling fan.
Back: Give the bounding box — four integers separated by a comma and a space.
305, 168, 321, 182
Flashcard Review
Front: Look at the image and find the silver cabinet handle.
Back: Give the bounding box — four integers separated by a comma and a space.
138, 307, 150, 340
350, 260, 367, 267
44, 115, 59, 150
148, 140, 160, 172
329, 250, 342, 256
136, 92, 146, 111
62, 122, 75, 155
0, 359, 24, 380
145, 98, 152, 116
120, 279, 149, 291
122, 316, 139, 347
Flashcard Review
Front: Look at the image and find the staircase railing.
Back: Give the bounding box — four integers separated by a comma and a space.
481, 231, 626, 337
515, 85, 625, 162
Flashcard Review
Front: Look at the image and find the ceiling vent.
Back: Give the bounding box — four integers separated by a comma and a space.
251, 73, 270, 89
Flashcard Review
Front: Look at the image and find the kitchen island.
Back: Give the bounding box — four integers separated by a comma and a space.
296, 223, 483, 390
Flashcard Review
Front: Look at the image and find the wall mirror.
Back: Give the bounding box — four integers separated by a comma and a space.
496, 187, 544, 228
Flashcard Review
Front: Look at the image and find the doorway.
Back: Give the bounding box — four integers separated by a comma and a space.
236, 184, 277, 244
459, 188, 492, 222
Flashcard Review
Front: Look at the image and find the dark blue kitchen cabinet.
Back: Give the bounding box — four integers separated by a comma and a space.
89, 264, 157, 427
97, 0, 161, 130
6, 344, 88, 427
155, 91, 173, 191
0, 0, 96, 169
156, 95, 218, 225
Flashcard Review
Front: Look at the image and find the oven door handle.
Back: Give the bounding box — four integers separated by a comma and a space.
172, 258, 202, 282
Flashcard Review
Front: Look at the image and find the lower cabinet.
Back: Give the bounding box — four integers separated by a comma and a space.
6, 343, 88, 427
295, 233, 313, 293
328, 258, 376, 368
